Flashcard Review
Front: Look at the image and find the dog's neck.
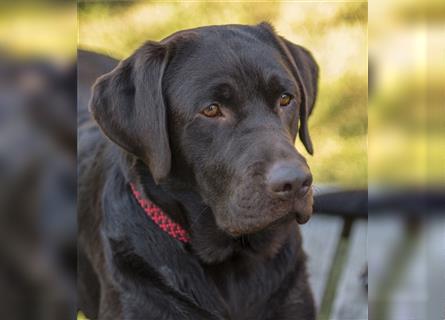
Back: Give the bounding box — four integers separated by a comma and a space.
121, 156, 296, 265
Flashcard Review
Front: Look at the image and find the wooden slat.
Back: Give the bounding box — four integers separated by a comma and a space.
368, 215, 445, 320
368, 216, 405, 304
388, 217, 445, 320
425, 216, 445, 320
330, 221, 368, 320
301, 214, 344, 309
387, 234, 426, 320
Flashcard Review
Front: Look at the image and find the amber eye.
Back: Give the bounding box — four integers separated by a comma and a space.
201, 104, 222, 118
279, 93, 293, 107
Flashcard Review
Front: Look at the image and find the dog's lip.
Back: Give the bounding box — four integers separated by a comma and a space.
218, 188, 314, 235
294, 211, 311, 224
292, 188, 313, 224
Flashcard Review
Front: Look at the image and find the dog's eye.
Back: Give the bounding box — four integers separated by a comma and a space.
201, 104, 223, 118
279, 93, 293, 107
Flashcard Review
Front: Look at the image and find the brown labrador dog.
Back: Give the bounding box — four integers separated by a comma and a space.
78, 22, 318, 320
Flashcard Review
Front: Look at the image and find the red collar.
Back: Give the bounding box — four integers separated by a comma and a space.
130, 183, 190, 243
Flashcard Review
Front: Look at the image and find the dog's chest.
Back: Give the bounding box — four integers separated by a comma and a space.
204, 254, 294, 319
157, 251, 295, 319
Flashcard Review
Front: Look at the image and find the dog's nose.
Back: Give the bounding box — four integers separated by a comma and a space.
266, 162, 312, 198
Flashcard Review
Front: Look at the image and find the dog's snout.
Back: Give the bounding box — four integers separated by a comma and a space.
266, 162, 312, 198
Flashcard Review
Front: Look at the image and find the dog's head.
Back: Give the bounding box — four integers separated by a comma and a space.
90, 23, 318, 237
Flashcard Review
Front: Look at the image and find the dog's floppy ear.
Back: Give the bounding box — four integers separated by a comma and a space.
279, 38, 319, 155
256, 23, 318, 154
90, 42, 171, 183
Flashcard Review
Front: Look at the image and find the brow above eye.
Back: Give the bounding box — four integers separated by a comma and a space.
211, 83, 236, 102
267, 75, 297, 97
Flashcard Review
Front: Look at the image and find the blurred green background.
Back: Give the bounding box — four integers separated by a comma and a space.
78, 1, 368, 188
0, 3, 75, 59
369, 0, 445, 187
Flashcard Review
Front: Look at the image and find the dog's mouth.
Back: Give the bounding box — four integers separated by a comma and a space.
224, 213, 295, 237
216, 188, 313, 237
292, 187, 314, 224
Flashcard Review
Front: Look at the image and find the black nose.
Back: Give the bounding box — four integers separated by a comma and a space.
266, 161, 312, 198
